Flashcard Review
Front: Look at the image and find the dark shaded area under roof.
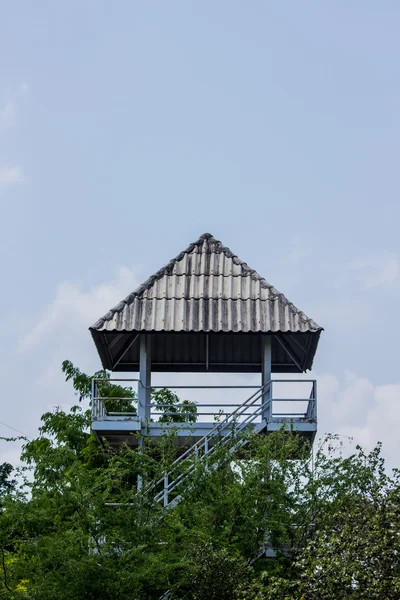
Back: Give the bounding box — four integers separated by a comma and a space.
91, 330, 320, 373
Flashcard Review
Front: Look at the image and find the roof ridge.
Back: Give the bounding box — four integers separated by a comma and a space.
91, 233, 318, 330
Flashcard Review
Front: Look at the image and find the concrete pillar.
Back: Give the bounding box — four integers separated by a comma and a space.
261, 335, 272, 420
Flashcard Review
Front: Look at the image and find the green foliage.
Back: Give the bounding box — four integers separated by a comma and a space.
287, 443, 400, 600
0, 464, 15, 495
62, 360, 136, 414
152, 388, 197, 424
188, 546, 251, 600
61, 360, 197, 422
0, 363, 399, 599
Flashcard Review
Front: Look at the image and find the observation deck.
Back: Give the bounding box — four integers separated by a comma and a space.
89, 233, 322, 452
91, 378, 317, 449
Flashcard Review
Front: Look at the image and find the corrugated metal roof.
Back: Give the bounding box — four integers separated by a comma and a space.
91, 233, 322, 334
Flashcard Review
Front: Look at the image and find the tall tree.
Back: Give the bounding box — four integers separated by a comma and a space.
0, 362, 398, 599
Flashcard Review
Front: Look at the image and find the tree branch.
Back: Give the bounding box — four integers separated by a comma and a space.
0, 548, 11, 593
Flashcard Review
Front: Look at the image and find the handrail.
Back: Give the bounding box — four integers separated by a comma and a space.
149, 385, 261, 389
170, 384, 267, 465
92, 378, 318, 508
153, 391, 271, 503
150, 380, 317, 504
93, 397, 137, 402
147, 384, 269, 497
92, 378, 141, 383
92, 379, 315, 386
92, 379, 316, 424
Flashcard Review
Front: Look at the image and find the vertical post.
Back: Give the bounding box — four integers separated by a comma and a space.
313, 379, 317, 420
138, 334, 151, 424
261, 336, 272, 420
91, 379, 96, 420
164, 473, 169, 507
204, 436, 209, 472
137, 436, 143, 492
137, 335, 151, 492
306, 379, 317, 421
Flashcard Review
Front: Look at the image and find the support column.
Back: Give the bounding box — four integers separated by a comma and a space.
261, 335, 272, 420
137, 334, 151, 492
138, 334, 151, 424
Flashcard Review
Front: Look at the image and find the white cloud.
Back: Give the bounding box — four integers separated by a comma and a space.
0, 100, 16, 129
0, 166, 24, 186
11, 266, 139, 423
349, 252, 399, 289
317, 370, 400, 468
20, 266, 139, 352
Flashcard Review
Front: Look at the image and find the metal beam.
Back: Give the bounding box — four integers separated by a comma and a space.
108, 333, 125, 350
288, 333, 307, 353
274, 335, 302, 371
113, 334, 139, 369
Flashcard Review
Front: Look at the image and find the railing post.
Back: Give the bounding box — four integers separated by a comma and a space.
261, 336, 272, 420
232, 414, 238, 437
164, 473, 169, 507
313, 380, 317, 420
306, 380, 317, 420
137, 437, 144, 492
204, 436, 209, 472
91, 379, 97, 420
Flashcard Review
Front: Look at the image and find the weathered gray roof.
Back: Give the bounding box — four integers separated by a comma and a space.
91, 233, 321, 334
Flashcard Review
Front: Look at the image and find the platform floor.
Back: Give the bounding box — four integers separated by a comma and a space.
92, 417, 316, 449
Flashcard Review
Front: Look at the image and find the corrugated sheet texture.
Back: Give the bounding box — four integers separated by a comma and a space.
91, 233, 322, 334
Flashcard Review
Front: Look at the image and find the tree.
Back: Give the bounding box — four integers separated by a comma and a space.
0, 464, 15, 496
62, 360, 197, 423
0, 362, 398, 599
289, 444, 400, 600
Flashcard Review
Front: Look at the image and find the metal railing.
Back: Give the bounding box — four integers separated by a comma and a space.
150, 379, 316, 507
91, 379, 317, 426
91, 378, 140, 420
91, 378, 317, 507
151, 383, 270, 506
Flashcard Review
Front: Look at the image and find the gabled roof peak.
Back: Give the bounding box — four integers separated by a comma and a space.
153, 232, 274, 286
91, 232, 322, 335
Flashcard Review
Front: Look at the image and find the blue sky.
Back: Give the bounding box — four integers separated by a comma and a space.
1, 2, 399, 465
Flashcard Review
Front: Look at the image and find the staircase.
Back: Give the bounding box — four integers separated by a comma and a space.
145, 383, 271, 508
148, 385, 270, 600
139, 381, 315, 600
